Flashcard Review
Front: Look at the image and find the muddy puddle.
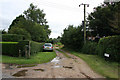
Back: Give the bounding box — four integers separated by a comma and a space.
51, 57, 60, 64
33, 68, 45, 72
12, 69, 28, 77
63, 66, 73, 69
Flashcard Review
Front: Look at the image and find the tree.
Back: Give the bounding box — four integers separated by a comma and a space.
87, 2, 120, 37
8, 3, 51, 42
9, 15, 26, 30
0, 29, 7, 34
24, 3, 47, 25
108, 2, 120, 34
31, 23, 48, 42
61, 25, 84, 50
9, 27, 31, 40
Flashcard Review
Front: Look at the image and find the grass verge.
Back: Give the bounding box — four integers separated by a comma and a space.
56, 49, 70, 58
63, 48, 119, 80
0, 42, 18, 44
1, 51, 56, 64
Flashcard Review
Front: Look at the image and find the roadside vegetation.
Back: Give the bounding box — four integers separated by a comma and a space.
60, 2, 120, 79
63, 48, 119, 79
0, 3, 54, 61
1, 52, 56, 64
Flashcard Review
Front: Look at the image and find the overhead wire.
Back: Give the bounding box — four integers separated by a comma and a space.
34, 0, 83, 13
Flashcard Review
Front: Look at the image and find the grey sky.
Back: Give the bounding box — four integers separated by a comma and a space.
0, 0, 104, 38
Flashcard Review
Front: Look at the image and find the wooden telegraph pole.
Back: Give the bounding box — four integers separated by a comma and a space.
79, 3, 89, 44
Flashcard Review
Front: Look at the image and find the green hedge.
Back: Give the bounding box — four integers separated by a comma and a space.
1, 42, 19, 57
30, 41, 44, 55
98, 35, 120, 61
18, 41, 44, 56
2, 34, 24, 42
17, 41, 29, 56
81, 41, 98, 54
1, 41, 44, 57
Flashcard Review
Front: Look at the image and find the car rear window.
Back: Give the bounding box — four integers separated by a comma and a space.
45, 44, 51, 46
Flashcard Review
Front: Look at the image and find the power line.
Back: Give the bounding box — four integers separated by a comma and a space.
34, 0, 83, 12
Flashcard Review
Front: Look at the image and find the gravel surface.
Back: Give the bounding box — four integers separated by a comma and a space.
2, 49, 106, 79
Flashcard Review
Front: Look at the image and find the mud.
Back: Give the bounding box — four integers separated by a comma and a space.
33, 68, 45, 72
63, 66, 73, 69
12, 69, 28, 77
2, 49, 105, 78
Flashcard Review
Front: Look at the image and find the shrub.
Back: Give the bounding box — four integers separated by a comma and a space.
30, 41, 44, 55
18, 41, 44, 56
2, 34, 24, 42
17, 40, 29, 56
1, 42, 19, 57
1, 41, 44, 57
98, 35, 120, 61
81, 41, 98, 54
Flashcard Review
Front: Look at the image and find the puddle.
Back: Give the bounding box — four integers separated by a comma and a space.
63, 66, 73, 69
12, 69, 28, 77
51, 57, 60, 64
17, 64, 37, 68
53, 65, 63, 68
33, 69, 45, 72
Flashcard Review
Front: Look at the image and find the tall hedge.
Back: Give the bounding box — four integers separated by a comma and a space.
17, 41, 29, 56
30, 41, 44, 55
81, 41, 97, 54
1, 42, 19, 57
2, 41, 44, 57
18, 41, 44, 56
98, 35, 120, 61
2, 34, 24, 42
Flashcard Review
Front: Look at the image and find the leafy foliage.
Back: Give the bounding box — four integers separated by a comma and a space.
24, 3, 47, 25
61, 25, 84, 50
98, 35, 120, 61
2, 34, 24, 42
8, 3, 51, 42
30, 41, 44, 55
87, 2, 120, 37
1, 42, 19, 57
2, 41, 44, 57
9, 27, 31, 40
81, 41, 98, 54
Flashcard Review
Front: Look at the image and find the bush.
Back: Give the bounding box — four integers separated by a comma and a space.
1, 41, 44, 57
1, 42, 19, 57
2, 34, 24, 42
18, 41, 44, 56
81, 41, 98, 54
17, 40, 29, 56
98, 35, 120, 61
30, 41, 44, 55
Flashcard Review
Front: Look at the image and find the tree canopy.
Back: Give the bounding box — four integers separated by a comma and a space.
61, 25, 84, 50
87, 2, 120, 37
8, 3, 51, 42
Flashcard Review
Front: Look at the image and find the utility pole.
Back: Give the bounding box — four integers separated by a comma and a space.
79, 3, 89, 44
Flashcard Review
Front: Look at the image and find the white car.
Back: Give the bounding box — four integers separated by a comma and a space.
43, 43, 53, 51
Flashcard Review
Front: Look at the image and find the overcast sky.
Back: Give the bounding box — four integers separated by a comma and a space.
0, 0, 104, 38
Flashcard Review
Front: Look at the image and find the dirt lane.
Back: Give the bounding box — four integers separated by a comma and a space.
2, 49, 105, 79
